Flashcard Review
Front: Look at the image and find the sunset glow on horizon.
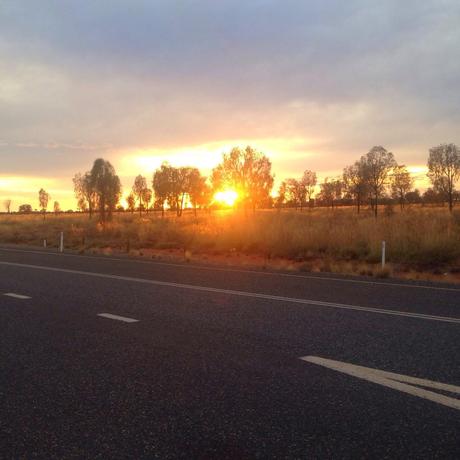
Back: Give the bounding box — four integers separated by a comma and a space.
0, 2, 458, 211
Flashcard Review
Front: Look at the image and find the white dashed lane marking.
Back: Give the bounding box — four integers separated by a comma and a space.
1, 261, 459, 324
4, 293, 31, 299
97, 313, 139, 323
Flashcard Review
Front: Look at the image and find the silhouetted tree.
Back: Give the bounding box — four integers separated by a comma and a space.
423, 188, 444, 205
391, 165, 414, 210
153, 163, 174, 217
38, 188, 50, 220
18, 204, 32, 213
319, 178, 343, 209
276, 181, 287, 210
132, 175, 147, 216
427, 143, 460, 212
343, 159, 368, 213
285, 178, 306, 210
126, 193, 136, 214
212, 146, 274, 213
73, 172, 97, 217
152, 165, 210, 217
73, 173, 86, 211
188, 169, 209, 216
194, 181, 213, 214
89, 159, 121, 222
361, 146, 396, 217
3, 199, 12, 213
406, 189, 422, 205
142, 188, 153, 214
301, 170, 317, 209
175, 167, 194, 216
53, 201, 61, 214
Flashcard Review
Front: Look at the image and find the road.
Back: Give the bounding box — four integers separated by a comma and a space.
0, 246, 459, 459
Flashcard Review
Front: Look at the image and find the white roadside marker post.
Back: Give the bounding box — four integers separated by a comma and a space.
59, 232, 64, 253
43, 239, 47, 248
382, 241, 386, 269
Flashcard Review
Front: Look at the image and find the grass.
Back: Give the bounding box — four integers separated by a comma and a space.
1, 206, 459, 281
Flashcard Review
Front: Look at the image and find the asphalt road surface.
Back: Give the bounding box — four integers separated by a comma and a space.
0, 246, 459, 459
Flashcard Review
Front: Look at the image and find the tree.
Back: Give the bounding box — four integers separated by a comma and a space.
142, 188, 153, 214
427, 143, 460, 212
391, 165, 414, 210
132, 175, 147, 216
343, 159, 368, 213
188, 169, 209, 216
18, 204, 32, 213
153, 163, 173, 217
53, 201, 61, 214
73, 172, 86, 211
152, 165, 208, 217
361, 146, 396, 217
285, 178, 306, 210
194, 181, 213, 214
106, 175, 122, 220
301, 170, 317, 208
276, 181, 287, 210
126, 193, 136, 214
175, 167, 194, 217
73, 172, 97, 217
3, 199, 12, 213
247, 157, 274, 212
210, 166, 224, 196
38, 188, 50, 220
284, 172, 316, 211
319, 178, 343, 209
211, 146, 274, 213
89, 159, 122, 222
406, 189, 422, 205
423, 188, 444, 206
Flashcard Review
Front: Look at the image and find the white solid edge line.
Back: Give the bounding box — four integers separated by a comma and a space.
301, 356, 460, 411
0, 246, 459, 293
1, 260, 459, 325
97, 313, 139, 323
4, 292, 31, 299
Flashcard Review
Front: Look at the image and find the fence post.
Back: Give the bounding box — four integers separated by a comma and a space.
381, 241, 386, 269
59, 232, 64, 253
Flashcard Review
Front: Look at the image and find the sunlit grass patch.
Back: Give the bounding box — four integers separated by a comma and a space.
0, 206, 459, 280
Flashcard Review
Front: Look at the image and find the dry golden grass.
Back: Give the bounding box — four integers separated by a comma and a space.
1, 206, 459, 280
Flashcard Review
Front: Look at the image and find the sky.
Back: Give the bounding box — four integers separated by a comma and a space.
1, 0, 459, 210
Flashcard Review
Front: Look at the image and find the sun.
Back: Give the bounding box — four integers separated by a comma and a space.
214, 189, 239, 207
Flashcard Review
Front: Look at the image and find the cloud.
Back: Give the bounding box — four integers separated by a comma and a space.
0, 0, 459, 207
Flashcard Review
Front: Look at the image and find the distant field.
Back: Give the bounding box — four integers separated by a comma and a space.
1, 206, 459, 282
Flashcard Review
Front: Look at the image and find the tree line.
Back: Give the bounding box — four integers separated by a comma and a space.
70, 146, 274, 222
5, 143, 460, 220
277, 143, 460, 216
3, 191, 61, 218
